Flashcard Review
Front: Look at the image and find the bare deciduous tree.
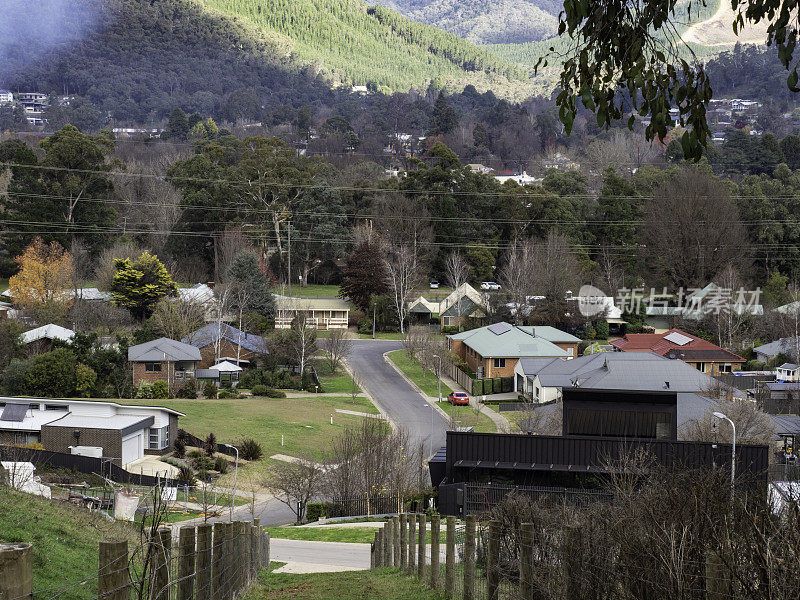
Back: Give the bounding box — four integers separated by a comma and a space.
264, 454, 325, 523
681, 399, 776, 446
274, 310, 317, 378
149, 298, 206, 343
499, 240, 536, 324
529, 231, 580, 324
385, 244, 418, 334
445, 251, 470, 329
322, 328, 353, 374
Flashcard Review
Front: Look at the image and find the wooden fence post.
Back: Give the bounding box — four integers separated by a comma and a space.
98, 540, 128, 600
464, 515, 476, 600
382, 522, 391, 566
240, 522, 251, 588
370, 538, 376, 569
417, 514, 426, 579
221, 522, 233, 600
196, 524, 212, 600
376, 529, 384, 567
0, 542, 33, 600
264, 530, 270, 569
487, 520, 500, 600
392, 516, 401, 568
235, 522, 247, 594
399, 514, 408, 571
152, 528, 171, 600
408, 514, 417, 574
445, 517, 455, 598
251, 520, 260, 580
211, 523, 224, 599
519, 523, 533, 600
177, 526, 196, 600
429, 515, 440, 589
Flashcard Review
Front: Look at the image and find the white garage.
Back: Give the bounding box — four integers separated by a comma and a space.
121, 431, 145, 467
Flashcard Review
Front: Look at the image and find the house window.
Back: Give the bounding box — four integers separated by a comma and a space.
720, 363, 732, 373
145, 362, 162, 373
493, 358, 506, 368
148, 426, 170, 450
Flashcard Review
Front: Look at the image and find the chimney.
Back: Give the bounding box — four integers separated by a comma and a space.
664, 381, 670, 389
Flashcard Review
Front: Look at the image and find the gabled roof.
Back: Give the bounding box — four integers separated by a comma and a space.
439, 283, 486, 315
20, 324, 75, 345
516, 326, 581, 344
449, 322, 569, 359
210, 360, 243, 372
440, 296, 486, 318
778, 363, 799, 371
128, 338, 201, 362
178, 283, 215, 304
183, 323, 266, 354
527, 352, 738, 394
611, 329, 744, 362
754, 337, 800, 358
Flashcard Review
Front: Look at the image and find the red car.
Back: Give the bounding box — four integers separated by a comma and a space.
447, 392, 469, 405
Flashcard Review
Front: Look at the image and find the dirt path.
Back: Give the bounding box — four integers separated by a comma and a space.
682, 1, 768, 47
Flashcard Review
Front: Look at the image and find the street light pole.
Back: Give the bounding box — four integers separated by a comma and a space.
713, 411, 736, 504
437, 355, 442, 404
224, 443, 239, 518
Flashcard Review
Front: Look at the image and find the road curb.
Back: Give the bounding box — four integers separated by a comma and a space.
340, 356, 398, 432
383, 351, 451, 424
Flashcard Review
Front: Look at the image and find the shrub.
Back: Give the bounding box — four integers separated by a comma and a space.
492, 377, 501, 394
176, 465, 196, 486
192, 455, 214, 471
214, 456, 229, 473
173, 437, 186, 458
26, 348, 77, 397
135, 382, 153, 398
501, 377, 513, 393
1, 359, 31, 395
218, 390, 231, 399
357, 319, 372, 335
204, 433, 217, 456
251, 384, 268, 396
482, 378, 493, 395
594, 320, 609, 340
151, 380, 169, 399
306, 502, 343, 521
265, 388, 286, 398
203, 380, 217, 398
75, 363, 97, 397
441, 325, 459, 334
178, 380, 197, 399
239, 438, 263, 461
472, 378, 483, 395
188, 449, 202, 459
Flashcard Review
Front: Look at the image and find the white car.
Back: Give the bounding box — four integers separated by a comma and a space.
481, 281, 501, 291
429, 280, 439, 289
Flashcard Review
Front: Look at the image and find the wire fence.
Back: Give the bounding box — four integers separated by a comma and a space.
370, 510, 800, 600
1, 519, 270, 600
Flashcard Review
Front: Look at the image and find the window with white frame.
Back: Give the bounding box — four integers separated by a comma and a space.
148, 425, 170, 450
145, 362, 162, 373
493, 358, 506, 368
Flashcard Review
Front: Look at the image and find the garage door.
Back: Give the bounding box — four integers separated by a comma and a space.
121, 432, 142, 467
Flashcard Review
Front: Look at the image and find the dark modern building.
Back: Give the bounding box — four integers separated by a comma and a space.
431, 388, 770, 515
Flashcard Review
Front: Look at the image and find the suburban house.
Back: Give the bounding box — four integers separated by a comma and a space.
777, 363, 800, 382
645, 283, 764, 332
20, 324, 75, 354
515, 351, 740, 402
754, 337, 800, 364
448, 322, 578, 379
178, 283, 229, 322
183, 322, 266, 369
128, 338, 202, 391
408, 283, 489, 330
431, 387, 769, 515
0, 398, 181, 467
274, 296, 350, 330
610, 329, 745, 375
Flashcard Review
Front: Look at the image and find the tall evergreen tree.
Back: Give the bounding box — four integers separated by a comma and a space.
339, 240, 389, 312
428, 92, 458, 136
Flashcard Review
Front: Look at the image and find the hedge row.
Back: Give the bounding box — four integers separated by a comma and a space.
471, 376, 513, 395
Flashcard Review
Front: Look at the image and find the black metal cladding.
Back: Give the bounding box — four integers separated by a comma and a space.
442, 430, 769, 484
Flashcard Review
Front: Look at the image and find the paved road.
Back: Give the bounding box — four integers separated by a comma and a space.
270, 538, 370, 573
349, 340, 449, 459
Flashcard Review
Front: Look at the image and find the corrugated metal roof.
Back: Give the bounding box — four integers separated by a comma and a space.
184, 323, 266, 354
20, 324, 75, 344
449, 322, 568, 358
128, 338, 201, 362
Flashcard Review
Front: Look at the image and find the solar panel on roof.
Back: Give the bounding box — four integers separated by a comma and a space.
1, 403, 28, 422
487, 322, 512, 335
664, 332, 693, 346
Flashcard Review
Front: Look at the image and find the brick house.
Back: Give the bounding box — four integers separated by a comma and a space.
610, 329, 745, 376
1, 398, 181, 467
447, 322, 578, 379
128, 337, 202, 392
183, 323, 267, 369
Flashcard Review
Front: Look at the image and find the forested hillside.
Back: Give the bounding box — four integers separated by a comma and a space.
372, 0, 561, 44
0, 0, 532, 124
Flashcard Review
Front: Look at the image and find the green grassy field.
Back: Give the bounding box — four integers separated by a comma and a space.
314, 360, 362, 394
1, 488, 140, 600
356, 332, 406, 340
0, 278, 7, 292
386, 350, 453, 398
265, 526, 446, 544
437, 401, 497, 433
122, 394, 380, 486
272, 284, 342, 298
243, 567, 447, 600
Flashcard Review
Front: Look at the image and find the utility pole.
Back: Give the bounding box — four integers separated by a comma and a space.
287, 222, 292, 297
372, 301, 376, 339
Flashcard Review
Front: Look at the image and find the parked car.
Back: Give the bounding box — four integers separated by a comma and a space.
481, 281, 501, 291
447, 391, 470, 405
429, 280, 439, 289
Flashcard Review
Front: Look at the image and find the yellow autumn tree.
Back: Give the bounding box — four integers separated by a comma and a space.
8, 237, 75, 322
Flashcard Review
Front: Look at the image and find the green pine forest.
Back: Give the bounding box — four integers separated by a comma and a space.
196, 0, 530, 92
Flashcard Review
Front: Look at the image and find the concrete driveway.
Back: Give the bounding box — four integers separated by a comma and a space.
348, 340, 449, 459
270, 538, 370, 573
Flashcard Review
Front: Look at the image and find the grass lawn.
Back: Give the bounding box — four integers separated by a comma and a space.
314, 360, 361, 394
386, 350, 452, 398
437, 400, 497, 433
356, 332, 406, 340
244, 567, 446, 600
272, 284, 342, 298
1, 488, 140, 600
265, 526, 447, 544
122, 395, 380, 486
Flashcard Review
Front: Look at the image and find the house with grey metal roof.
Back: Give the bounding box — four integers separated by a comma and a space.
448, 322, 578, 380
754, 337, 800, 364
183, 323, 266, 369
517, 351, 743, 402
128, 338, 202, 392
777, 363, 800, 382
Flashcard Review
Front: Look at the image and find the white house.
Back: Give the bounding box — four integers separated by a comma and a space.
776, 363, 800, 382
20, 324, 75, 345
0, 90, 13, 104
274, 296, 350, 330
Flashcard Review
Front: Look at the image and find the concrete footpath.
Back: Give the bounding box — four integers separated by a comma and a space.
270, 538, 371, 573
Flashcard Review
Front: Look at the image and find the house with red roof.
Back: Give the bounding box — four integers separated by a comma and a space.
610, 329, 745, 376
